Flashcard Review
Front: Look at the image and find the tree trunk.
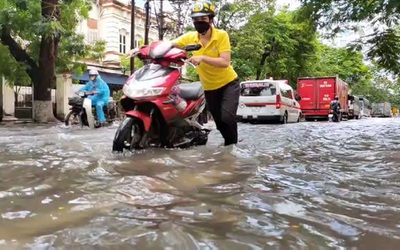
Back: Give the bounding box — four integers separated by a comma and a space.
33, 0, 59, 123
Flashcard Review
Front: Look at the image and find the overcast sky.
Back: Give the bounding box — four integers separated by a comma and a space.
276, 0, 301, 10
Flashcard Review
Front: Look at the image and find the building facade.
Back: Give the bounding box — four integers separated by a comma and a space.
76, 0, 174, 72
1, 0, 177, 121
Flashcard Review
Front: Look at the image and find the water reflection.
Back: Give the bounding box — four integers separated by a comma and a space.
0, 119, 400, 248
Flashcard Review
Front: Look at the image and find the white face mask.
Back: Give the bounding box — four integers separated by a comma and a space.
90, 76, 96, 81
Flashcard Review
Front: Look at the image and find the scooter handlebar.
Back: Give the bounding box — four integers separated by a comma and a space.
76, 91, 92, 98
126, 48, 140, 59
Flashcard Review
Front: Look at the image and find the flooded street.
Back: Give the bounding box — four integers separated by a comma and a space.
1, 118, 400, 249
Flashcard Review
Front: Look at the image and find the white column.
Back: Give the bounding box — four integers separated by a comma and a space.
56, 73, 72, 119
2, 80, 15, 116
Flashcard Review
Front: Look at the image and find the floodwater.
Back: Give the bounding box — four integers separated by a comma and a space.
1, 118, 400, 249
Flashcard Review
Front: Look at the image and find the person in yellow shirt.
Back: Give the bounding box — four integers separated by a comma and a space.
172, 0, 240, 146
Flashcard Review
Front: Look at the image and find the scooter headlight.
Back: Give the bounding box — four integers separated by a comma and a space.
123, 85, 165, 98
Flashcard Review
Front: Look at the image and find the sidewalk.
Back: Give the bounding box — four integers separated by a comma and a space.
0, 116, 33, 125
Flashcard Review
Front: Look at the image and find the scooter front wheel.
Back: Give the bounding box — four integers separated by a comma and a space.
112, 117, 144, 152
65, 111, 82, 127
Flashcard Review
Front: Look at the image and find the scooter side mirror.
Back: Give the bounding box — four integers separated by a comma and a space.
295, 94, 301, 102
185, 44, 202, 52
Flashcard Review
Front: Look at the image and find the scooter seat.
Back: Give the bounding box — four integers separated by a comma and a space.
178, 82, 204, 100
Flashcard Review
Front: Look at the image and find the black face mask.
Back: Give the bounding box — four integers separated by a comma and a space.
193, 21, 210, 35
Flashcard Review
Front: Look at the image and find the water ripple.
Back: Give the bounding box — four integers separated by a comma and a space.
1, 118, 400, 248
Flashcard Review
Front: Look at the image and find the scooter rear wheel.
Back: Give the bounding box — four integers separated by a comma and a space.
112, 117, 144, 152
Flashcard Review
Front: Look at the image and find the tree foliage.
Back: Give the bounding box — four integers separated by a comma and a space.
57, 36, 106, 75
351, 68, 400, 106
230, 10, 321, 86
214, 0, 275, 31
175, 0, 399, 106
298, 0, 400, 75
0, 0, 106, 86
313, 45, 372, 85
0, 0, 106, 122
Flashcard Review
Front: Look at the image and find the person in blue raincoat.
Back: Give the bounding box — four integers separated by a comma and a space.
78, 69, 110, 124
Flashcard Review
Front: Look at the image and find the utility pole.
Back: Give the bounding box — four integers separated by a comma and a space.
144, 0, 150, 45
130, 0, 135, 74
177, 1, 182, 36
158, 0, 164, 40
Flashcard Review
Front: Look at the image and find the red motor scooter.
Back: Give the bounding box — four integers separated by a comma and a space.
112, 41, 210, 152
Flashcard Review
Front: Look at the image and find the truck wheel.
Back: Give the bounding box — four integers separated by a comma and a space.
281, 112, 288, 124
297, 113, 301, 123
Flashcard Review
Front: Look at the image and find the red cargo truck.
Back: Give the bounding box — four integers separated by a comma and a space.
297, 76, 349, 120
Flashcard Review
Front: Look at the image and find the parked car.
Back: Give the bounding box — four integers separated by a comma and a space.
237, 79, 301, 124
297, 76, 349, 121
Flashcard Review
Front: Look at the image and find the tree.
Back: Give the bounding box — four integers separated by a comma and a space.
350, 66, 400, 106
313, 45, 372, 86
230, 10, 320, 86
215, 0, 275, 31
298, 0, 400, 75
0, 0, 103, 123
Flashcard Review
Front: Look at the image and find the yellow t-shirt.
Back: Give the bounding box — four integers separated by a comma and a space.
173, 28, 238, 91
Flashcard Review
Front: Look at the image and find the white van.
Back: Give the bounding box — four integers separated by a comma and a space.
237, 79, 301, 123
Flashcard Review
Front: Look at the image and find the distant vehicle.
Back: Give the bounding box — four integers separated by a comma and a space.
372, 102, 392, 117
237, 79, 301, 124
359, 96, 372, 117
297, 76, 349, 121
392, 107, 398, 116
348, 95, 361, 119
65, 92, 118, 128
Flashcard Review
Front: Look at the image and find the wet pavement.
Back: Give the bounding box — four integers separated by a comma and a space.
1, 118, 400, 249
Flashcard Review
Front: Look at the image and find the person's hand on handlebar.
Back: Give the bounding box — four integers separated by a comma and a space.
76, 91, 95, 96
188, 55, 204, 66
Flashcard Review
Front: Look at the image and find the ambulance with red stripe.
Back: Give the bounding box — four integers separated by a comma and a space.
237, 79, 301, 124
